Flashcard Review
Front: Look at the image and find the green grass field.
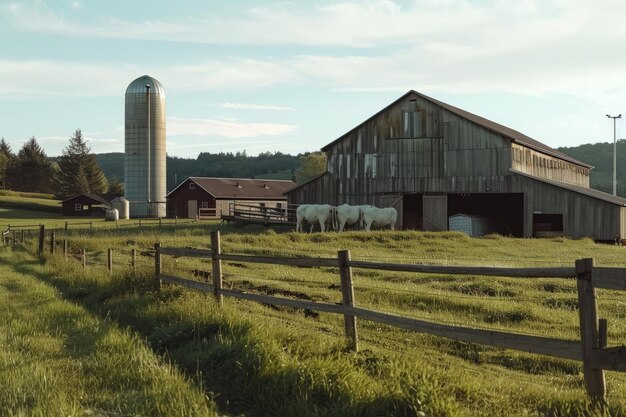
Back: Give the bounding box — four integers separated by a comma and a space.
2, 204, 626, 416
0, 249, 218, 416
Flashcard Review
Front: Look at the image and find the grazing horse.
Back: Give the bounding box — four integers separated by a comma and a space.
362, 207, 397, 231
333, 204, 371, 232
296, 204, 333, 232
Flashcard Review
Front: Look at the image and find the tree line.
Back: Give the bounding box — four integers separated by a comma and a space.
0, 131, 326, 198
0, 130, 119, 198
94, 150, 325, 190
558, 140, 626, 196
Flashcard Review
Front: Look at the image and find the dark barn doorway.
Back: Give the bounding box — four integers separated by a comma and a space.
532, 213, 563, 237
447, 193, 524, 237
402, 194, 423, 230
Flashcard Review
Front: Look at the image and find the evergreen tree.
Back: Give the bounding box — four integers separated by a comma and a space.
7, 137, 54, 193
108, 177, 124, 196
53, 129, 108, 198
0, 138, 15, 189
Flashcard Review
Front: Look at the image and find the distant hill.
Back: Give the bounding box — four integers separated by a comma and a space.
558, 140, 626, 196
92, 152, 300, 191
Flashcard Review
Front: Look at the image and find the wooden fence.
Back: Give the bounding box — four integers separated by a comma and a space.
222, 202, 295, 226
197, 208, 222, 220
155, 231, 626, 407
3, 225, 151, 271
4, 226, 625, 406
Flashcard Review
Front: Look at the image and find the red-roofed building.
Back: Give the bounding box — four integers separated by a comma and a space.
166, 177, 295, 218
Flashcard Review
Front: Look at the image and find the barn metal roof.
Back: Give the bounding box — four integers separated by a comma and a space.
511, 169, 626, 206
321, 90, 592, 169
125, 75, 165, 97
166, 177, 295, 200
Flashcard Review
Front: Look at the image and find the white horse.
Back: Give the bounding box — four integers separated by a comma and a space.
296, 204, 334, 232
333, 204, 371, 232
362, 207, 397, 231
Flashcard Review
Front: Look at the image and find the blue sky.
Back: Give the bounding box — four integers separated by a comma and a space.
1, 0, 626, 158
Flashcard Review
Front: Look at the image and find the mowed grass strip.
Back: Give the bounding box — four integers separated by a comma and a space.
0, 249, 218, 417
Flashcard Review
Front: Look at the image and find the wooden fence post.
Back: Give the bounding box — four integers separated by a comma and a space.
65, 221, 68, 232
154, 243, 162, 289
339, 249, 358, 352
50, 231, 56, 254
576, 258, 606, 407
38, 225, 45, 256
90, 221, 93, 230
82, 249, 86, 269
20, 230, 24, 243
12, 231, 16, 248
599, 318, 608, 349
107, 248, 113, 273
131, 248, 137, 271
211, 231, 223, 306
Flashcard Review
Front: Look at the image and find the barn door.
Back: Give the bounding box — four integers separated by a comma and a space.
423, 195, 447, 231
187, 200, 198, 218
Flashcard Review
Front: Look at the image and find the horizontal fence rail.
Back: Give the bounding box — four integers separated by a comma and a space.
347, 260, 576, 278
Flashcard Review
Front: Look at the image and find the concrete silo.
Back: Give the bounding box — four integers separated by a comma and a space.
124, 75, 166, 218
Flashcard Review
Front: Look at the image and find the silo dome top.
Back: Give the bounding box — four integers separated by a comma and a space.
125, 75, 165, 97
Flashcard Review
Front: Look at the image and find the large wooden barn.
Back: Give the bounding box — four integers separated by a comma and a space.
286, 90, 626, 240
166, 177, 295, 218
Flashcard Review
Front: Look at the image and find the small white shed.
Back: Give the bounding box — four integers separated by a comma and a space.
449, 214, 490, 237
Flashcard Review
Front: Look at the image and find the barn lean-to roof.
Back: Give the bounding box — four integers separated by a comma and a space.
321, 90, 592, 169
511, 169, 626, 206
166, 177, 295, 200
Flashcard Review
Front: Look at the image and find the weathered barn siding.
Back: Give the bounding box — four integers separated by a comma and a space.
511, 144, 589, 186
511, 173, 624, 240
320, 94, 520, 206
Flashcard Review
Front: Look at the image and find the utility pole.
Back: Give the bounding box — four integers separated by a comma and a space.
606, 114, 622, 196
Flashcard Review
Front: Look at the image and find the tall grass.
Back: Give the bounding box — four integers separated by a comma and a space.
0, 249, 218, 416
10, 226, 624, 416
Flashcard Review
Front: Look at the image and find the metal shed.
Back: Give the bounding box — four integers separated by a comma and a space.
449, 214, 491, 237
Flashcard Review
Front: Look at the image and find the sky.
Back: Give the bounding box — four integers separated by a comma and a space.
1, 0, 626, 159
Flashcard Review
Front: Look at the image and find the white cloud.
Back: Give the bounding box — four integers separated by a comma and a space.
167, 116, 298, 138
0, 60, 137, 97
5, 0, 624, 49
